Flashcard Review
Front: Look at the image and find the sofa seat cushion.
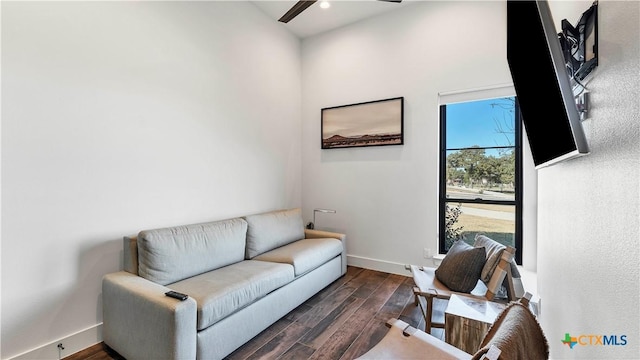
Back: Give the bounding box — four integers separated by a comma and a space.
253, 238, 342, 276
168, 260, 294, 331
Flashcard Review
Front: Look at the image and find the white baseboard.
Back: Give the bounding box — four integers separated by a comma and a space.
346, 254, 412, 276
7, 324, 102, 360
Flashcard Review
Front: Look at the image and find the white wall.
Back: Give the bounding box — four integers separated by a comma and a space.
301, 1, 537, 274
538, 1, 640, 358
1, 2, 301, 358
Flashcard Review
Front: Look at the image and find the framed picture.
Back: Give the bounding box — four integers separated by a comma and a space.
321, 97, 404, 149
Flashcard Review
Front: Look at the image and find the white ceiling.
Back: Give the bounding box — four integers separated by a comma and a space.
251, 0, 418, 39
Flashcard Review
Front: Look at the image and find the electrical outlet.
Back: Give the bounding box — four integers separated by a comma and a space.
423, 248, 432, 259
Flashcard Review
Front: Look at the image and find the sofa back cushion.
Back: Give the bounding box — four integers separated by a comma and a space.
137, 218, 248, 285
243, 208, 305, 259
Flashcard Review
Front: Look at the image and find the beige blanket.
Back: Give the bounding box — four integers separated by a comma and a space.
472, 302, 549, 360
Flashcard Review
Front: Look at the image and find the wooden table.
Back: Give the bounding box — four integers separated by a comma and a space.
444, 294, 506, 354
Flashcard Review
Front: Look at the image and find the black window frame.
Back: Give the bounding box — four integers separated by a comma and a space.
438, 98, 523, 265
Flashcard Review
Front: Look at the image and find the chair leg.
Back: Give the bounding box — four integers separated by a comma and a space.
425, 295, 434, 334
413, 288, 431, 333
407, 265, 419, 306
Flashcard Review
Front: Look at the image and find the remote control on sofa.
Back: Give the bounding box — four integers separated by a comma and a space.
165, 291, 188, 301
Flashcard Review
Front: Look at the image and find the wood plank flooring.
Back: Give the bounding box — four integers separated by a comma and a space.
64, 266, 447, 360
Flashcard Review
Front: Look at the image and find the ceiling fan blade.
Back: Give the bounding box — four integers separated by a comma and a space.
279, 0, 318, 23
378, 0, 402, 2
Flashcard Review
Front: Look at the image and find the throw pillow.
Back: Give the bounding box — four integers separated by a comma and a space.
435, 240, 486, 293
473, 234, 521, 284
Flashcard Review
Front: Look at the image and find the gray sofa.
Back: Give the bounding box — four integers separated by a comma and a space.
102, 208, 346, 360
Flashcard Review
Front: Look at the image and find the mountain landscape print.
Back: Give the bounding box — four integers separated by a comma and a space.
322, 97, 404, 149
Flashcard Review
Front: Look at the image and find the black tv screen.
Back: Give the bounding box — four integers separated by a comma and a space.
507, 0, 589, 169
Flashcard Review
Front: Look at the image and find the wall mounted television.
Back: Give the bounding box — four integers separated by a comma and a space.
507, 0, 590, 169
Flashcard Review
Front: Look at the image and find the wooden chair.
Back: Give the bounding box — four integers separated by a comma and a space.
356, 294, 548, 360
406, 245, 517, 334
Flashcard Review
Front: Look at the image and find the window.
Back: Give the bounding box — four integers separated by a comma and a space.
439, 95, 523, 264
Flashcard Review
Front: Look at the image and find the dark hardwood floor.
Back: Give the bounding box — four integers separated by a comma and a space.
65, 266, 447, 360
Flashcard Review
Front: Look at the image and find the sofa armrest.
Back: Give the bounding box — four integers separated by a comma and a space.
305, 229, 347, 275
304, 229, 345, 241
102, 271, 197, 360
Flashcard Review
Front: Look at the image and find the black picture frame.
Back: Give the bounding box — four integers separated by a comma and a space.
321, 97, 404, 149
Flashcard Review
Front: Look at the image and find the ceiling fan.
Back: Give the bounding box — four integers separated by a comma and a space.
278, 0, 403, 23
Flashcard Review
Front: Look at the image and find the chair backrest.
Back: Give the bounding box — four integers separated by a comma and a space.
484, 246, 516, 301
472, 295, 549, 360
